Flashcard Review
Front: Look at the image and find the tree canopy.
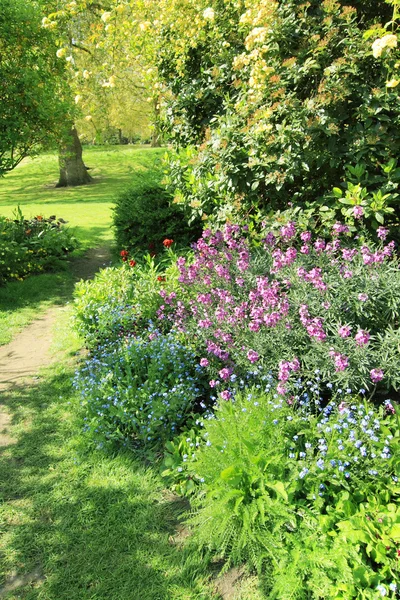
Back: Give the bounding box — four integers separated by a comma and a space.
0, 0, 72, 176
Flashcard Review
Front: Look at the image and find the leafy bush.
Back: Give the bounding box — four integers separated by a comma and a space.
113, 181, 202, 255
159, 223, 400, 402
0, 208, 78, 284
159, 0, 400, 228
76, 332, 211, 451
188, 389, 400, 598
74, 255, 180, 348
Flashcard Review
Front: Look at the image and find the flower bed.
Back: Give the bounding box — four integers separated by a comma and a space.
74, 221, 399, 598
0, 208, 78, 284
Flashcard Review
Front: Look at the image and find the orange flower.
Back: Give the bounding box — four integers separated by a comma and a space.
163, 238, 174, 248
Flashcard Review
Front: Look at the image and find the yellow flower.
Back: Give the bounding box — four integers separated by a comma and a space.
386, 78, 399, 88
56, 47, 67, 58
101, 12, 111, 23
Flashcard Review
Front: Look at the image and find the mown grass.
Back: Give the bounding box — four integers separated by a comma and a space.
0, 145, 165, 252
0, 145, 164, 344
0, 309, 218, 600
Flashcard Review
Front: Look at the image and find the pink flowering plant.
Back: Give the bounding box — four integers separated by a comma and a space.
157, 222, 400, 403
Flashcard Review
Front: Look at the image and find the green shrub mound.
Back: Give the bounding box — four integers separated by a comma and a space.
0, 208, 78, 284
113, 182, 202, 255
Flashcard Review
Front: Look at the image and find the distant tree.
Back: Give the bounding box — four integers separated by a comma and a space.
0, 0, 72, 177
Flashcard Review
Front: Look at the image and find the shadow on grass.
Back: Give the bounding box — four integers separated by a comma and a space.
0, 370, 215, 600
0, 273, 74, 315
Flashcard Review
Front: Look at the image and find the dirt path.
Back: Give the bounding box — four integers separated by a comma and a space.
0, 245, 112, 447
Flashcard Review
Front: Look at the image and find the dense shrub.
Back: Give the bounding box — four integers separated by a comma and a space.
76, 332, 210, 450
0, 208, 78, 284
113, 181, 202, 255
158, 223, 400, 402
158, 0, 400, 228
186, 389, 400, 598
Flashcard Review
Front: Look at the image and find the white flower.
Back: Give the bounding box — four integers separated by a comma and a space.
56, 47, 67, 58
372, 34, 398, 58
82, 70, 90, 79
203, 7, 215, 20
139, 21, 151, 31
74, 94, 82, 104
101, 12, 111, 23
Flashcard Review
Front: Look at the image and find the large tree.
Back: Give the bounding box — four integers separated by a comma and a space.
0, 0, 72, 177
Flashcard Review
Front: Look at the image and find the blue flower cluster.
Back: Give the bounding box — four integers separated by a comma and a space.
75, 331, 209, 449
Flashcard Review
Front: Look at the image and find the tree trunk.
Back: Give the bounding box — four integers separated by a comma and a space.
56, 126, 92, 187
151, 98, 161, 147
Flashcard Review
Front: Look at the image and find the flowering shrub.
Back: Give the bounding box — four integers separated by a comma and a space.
188, 388, 400, 598
160, 1, 400, 227
159, 223, 400, 402
0, 208, 78, 284
75, 332, 210, 450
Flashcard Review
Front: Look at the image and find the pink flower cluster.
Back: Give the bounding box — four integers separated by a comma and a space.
299, 304, 326, 342
156, 222, 395, 398
329, 349, 350, 372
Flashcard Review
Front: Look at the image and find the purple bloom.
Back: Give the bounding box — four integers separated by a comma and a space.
300, 231, 312, 243
355, 329, 370, 346
358, 293, 368, 302
370, 368, 384, 383
338, 325, 352, 338
220, 390, 231, 401
353, 205, 364, 219
219, 368, 231, 380
200, 358, 209, 367
377, 226, 389, 240
247, 349, 259, 363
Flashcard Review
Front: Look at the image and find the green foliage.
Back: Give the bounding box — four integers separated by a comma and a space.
73, 255, 179, 348
159, 0, 400, 225
0, 0, 72, 175
113, 181, 202, 255
188, 390, 400, 598
0, 207, 78, 284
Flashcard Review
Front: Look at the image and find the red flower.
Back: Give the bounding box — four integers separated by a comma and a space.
163, 238, 174, 248
157, 276, 166, 282
120, 250, 129, 257
129, 259, 136, 267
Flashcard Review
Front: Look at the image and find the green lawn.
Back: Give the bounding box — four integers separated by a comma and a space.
0, 145, 165, 344
0, 145, 165, 251
0, 309, 219, 600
